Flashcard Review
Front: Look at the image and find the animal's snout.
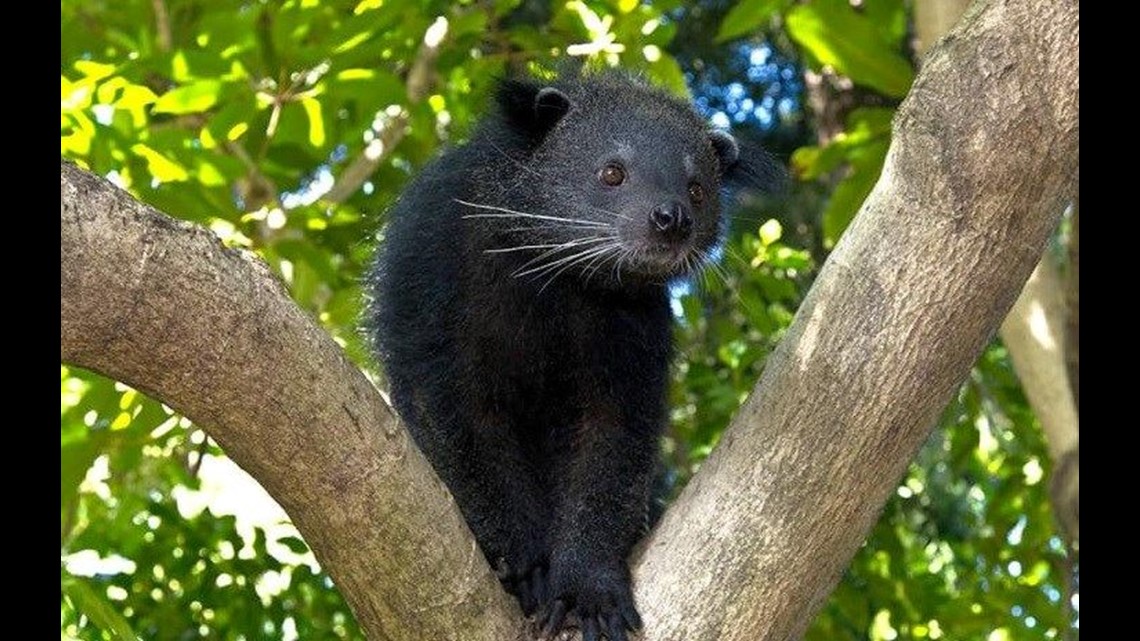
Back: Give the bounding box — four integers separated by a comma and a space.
648, 201, 693, 241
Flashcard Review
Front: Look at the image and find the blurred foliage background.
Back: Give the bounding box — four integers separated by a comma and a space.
60, 0, 1078, 639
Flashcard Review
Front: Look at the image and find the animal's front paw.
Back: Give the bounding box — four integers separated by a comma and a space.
540, 560, 641, 641
494, 549, 548, 616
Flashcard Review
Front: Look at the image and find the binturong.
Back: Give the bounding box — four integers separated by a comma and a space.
366, 72, 777, 641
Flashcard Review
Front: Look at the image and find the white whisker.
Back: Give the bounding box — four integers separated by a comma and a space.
484, 237, 611, 254
514, 242, 620, 279
456, 200, 611, 228
582, 245, 623, 287
536, 244, 622, 294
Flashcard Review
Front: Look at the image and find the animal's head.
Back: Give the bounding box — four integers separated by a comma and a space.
476, 74, 778, 287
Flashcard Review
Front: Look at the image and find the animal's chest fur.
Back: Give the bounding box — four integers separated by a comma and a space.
459, 287, 596, 430
455, 271, 672, 440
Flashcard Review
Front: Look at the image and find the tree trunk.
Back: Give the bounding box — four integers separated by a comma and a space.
59, 0, 1078, 638
918, 0, 1080, 548
999, 259, 1080, 543
60, 161, 524, 641
631, 0, 1078, 638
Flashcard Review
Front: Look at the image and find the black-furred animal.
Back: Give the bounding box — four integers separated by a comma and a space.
366, 73, 774, 641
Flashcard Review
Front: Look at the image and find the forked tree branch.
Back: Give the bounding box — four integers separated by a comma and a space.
60, 0, 1077, 638
60, 160, 523, 641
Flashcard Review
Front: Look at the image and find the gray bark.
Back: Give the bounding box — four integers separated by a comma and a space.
919, 0, 1081, 549
999, 259, 1080, 543
631, 0, 1078, 638
59, 0, 1078, 638
60, 162, 524, 641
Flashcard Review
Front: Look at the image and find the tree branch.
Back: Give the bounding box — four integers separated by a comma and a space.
631, 0, 1078, 638
60, 0, 1077, 637
151, 0, 172, 53
60, 160, 523, 641
999, 257, 1079, 543
1065, 200, 1079, 411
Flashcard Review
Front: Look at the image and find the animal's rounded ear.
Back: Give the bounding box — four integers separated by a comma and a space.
709, 130, 740, 174
535, 87, 572, 126
496, 79, 573, 143
709, 130, 787, 193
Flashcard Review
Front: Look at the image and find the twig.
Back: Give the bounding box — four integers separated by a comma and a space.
321, 17, 446, 205
152, 0, 172, 53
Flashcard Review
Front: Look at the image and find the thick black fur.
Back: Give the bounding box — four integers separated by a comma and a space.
366, 73, 774, 640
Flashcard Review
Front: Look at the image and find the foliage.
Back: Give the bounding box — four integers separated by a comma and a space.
61, 1, 1075, 639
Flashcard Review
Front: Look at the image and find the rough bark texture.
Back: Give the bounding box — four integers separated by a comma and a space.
59, 0, 1078, 637
922, 0, 1081, 546
60, 161, 523, 641
631, 0, 1078, 638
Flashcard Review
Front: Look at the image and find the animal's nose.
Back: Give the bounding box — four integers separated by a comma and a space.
649, 201, 693, 240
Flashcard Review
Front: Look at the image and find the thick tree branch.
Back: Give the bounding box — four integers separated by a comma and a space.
60, 160, 523, 641
999, 258, 1079, 543
632, 0, 1078, 638
920, 0, 1080, 547
61, 0, 1077, 637
1065, 201, 1079, 411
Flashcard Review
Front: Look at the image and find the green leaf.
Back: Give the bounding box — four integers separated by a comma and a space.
785, 1, 914, 97
152, 80, 223, 114
794, 107, 895, 180
61, 438, 99, 508
645, 54, 689, 97
758, 219, 782, 246
822, 139, 889, 247
74, 60, 117, 82
62, 575, 139, 640
277, 536, 310, 554
300, 97, 326, 148
130, 144, 190, 182
862, 0, 908, 49
716, 0, 785, 43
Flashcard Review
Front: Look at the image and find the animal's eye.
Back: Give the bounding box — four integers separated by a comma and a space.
599, 163, 626, 187
688, 182, 705, 205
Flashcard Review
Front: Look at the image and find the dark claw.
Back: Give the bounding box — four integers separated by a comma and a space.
543, 599, 568, 637
518, 580, 536, 615
619, 600, 642, 630
582, 618, 600, 641
530, 565, 547, 608
604, 613, 628, 641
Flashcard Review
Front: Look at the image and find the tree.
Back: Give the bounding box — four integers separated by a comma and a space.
61, 0, 1078, 638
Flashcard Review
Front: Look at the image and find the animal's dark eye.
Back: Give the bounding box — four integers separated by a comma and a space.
688, 182, 705, 205
599, 163, 626, 187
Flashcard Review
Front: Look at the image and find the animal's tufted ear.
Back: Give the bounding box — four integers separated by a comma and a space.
709, 130, 740, 173
496, 79, 573, 142
709, 129, 787, 193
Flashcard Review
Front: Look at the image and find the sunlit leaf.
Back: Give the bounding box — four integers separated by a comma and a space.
300, 97, 326, 147
786, 1, 914, 97
62, 575, 140, 640
716, 0, 786, 43
152, 80, 223, 115
130, 144, 191, 182
822, 139, 888, 247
